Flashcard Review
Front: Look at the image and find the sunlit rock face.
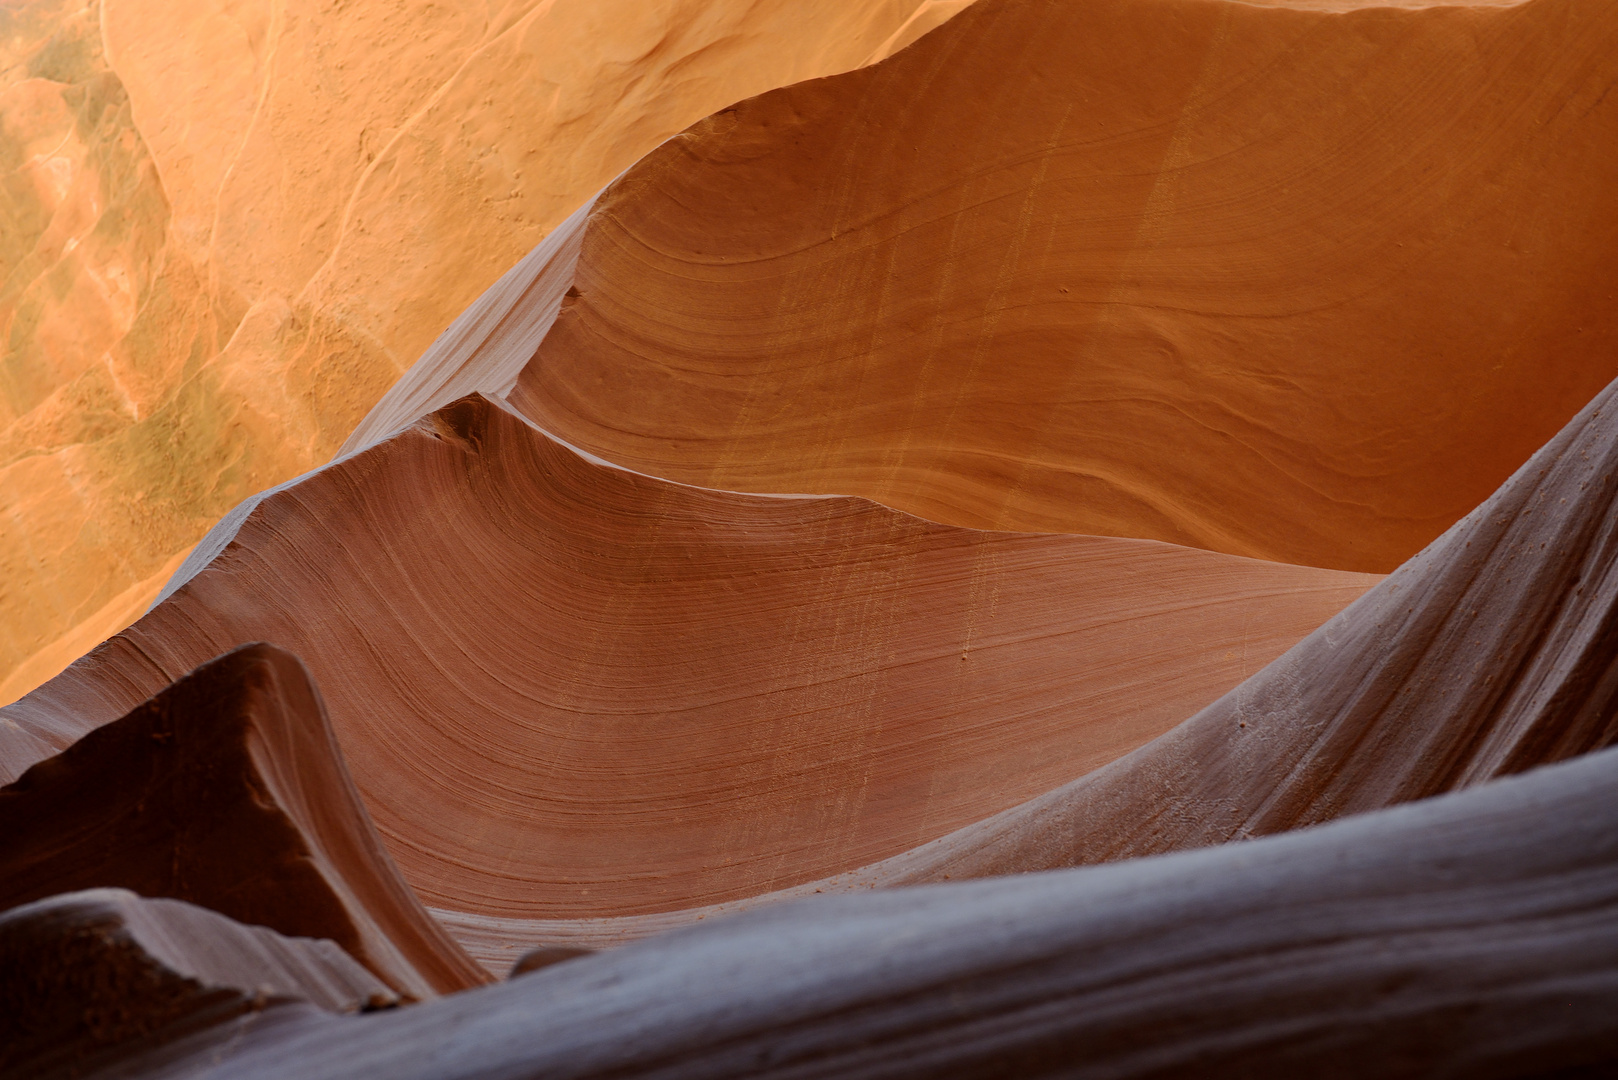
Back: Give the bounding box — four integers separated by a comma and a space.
512, 0, 1618, 575
0, 0, 956, 706
0, 0, 181, 707
8, 1, 1618, 1076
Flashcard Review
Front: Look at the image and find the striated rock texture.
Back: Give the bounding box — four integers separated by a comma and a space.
21, 380, 1618, 1075
0, 888, 392, 1080
7, 0, 1618, 1074
0, 394, 1374, 922
509, 0, 1618, 574
84, 743, 1618, 1079
425, 376, 1618, 964
0, 0, 972, 708
0, 643, 486, 998
803, 372, 1618, 888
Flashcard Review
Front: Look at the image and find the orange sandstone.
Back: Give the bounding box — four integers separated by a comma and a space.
0, 0, 973, 706
0, 395, 1375, 919
511, 0, 1618, 575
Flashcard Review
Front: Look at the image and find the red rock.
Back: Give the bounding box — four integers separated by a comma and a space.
0, 888, 392, 1079
2, 396, 1371, 930
0, 643, 486, 999
510, 0, 1618, 575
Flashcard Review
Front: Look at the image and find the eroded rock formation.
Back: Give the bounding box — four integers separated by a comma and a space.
6, 0, 1618, 1075
510, 0, 1618, 573
0, 395, 1374, 925
0, 0, 970, 707
0, 642, 485, 998
784, 372, 1618, 889
61, 742, 1618, 1079
0, 888, 392, 1080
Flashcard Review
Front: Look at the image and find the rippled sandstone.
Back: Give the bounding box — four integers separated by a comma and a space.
5, 0, 1617, 1073
0, 0, 971, 707
510, 0, 1618, 574
0, 642, 485, 998
58, 743, 1618, 1079
0, 395, 1375, 934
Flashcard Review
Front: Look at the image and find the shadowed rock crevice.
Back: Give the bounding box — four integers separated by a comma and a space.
0, 888, 393, 1080
0, 394, 1374, 925
0, 643, 487, 998
88, 741, 1618, 1079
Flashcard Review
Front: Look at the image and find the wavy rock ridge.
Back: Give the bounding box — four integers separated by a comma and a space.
7, 0, 1618, 1074
0, 643, 485, 998
18, 377, 1618, 1072
511, 0, 1618, 574
0, 0, 976, 709
82, 742, 1618, 1079
779, 372, 1618, 891
0, 394, 1373, 924
419, 373, 1618, 965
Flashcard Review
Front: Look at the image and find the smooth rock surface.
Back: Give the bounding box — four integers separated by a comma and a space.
510, 0, 1618, 574
91, 743, 1618, 1080
423, 370, 1618, 968
0, 395, 1373, 930
7, 1, 1615, 1075
0, 888, 394, 1080
0, 0, 974, 707
812, 372, 1618, 887
0, 643, 486, 998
